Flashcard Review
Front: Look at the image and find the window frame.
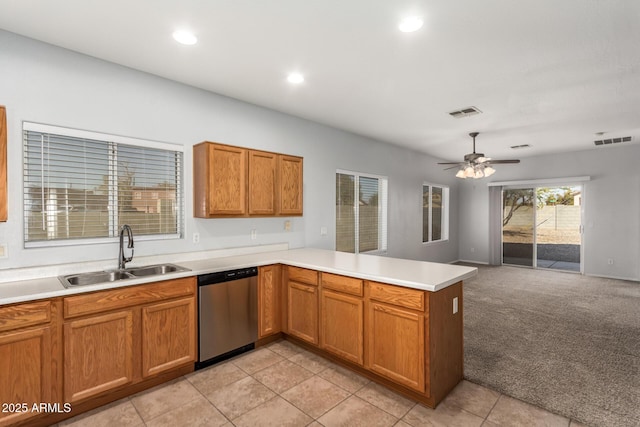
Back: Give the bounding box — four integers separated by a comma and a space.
335, 169, 388, 255
22, 122, 184, 248
422, 182, 449, 245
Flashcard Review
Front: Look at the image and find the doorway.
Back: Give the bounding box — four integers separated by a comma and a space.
502, 186, 582, 272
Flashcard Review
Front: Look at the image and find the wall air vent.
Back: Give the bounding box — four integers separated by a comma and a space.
510, 144, 531, 149
448, 106, 482, 118
594, 136, 632, 146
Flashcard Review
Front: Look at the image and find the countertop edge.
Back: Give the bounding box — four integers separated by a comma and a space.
0, 249, 478, 306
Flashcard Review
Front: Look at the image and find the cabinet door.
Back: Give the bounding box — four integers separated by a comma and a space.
366, 302, 425, 392
0, 106, 6, 222
287, 281, 318, 345
0, 326, 51, 426
277, 155, 303, 215
258, 265, 281, 338
249, 150, 277, 215
209, 143, 247, 215
64, 310, 133, 402
141, 297, 196, 378
320, 289, 364, 365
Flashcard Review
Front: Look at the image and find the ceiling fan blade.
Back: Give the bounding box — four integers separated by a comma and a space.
489, 159, 520, 164
443, 165, 462, 170
437, 162, 464, 165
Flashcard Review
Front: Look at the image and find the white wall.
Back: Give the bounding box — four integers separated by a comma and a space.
0, 30, 459, 270
458, 144, 640, 281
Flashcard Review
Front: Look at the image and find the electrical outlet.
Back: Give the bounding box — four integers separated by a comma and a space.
0, 244, 6, 258
320, 226, 328, 236
453, 297, 459, 314
284, 220, 291, 231
251, 229, 257, 240
608, 259, 614, 265
192, 233, 200, 244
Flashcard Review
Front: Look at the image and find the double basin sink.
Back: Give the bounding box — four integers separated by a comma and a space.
59, 263, 190, 288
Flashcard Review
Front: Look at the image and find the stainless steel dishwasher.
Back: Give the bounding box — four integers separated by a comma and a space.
196, 267, 258, 369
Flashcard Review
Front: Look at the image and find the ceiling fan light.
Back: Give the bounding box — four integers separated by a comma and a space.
455, 169, 466, 178
464, 165, 475, 178
484, 166, 496, 177
473, 168, 484, 179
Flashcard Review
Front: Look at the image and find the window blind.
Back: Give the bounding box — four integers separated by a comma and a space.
23, 124, 183, 246
423, 183, 449, 243
336, 171, 387, 254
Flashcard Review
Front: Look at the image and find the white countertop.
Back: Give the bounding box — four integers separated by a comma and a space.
0, 248, 477, 306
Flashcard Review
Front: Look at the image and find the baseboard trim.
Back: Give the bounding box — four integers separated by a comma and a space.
585, 273, 640, 282
453, 259, 490, 265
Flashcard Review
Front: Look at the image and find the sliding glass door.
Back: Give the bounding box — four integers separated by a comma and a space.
502, 186, 582, 272
502, 188, 535, 266
535, 186, 582, 272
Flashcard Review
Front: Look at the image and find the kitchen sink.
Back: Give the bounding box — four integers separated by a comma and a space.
124, 264, 187, 277
59, 263, 190, 288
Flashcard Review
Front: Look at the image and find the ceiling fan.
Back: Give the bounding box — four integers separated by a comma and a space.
438, 132, 520, 179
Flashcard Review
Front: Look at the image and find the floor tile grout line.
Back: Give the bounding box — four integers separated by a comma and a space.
484, 392, 502, 422
182, 371, 236, 426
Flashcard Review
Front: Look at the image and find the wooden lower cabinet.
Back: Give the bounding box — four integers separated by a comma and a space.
282, 273, 462, 408
320, 289, 364, 365
366, 301, 425, 392
62, 278, 197, 404
0, 326, 53, 426
287, 281, 318, 345
141, 297, 196, 378
63, 310, 134, 402
0, 299, 61, 427
258, 265, 281, 338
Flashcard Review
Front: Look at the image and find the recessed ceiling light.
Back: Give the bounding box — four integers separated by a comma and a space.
172, 30, 197, 45
287, 72, 304, 84
398, 16, 423, 33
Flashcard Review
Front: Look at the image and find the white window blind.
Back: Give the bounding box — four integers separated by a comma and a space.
423, 183, 449, 243
336, 171, 388, 254
23, 123, 183, 246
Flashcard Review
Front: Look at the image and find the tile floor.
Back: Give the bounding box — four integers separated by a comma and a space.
57, 340, 588, 427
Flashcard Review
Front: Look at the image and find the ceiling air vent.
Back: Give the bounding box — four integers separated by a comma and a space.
448, 106, 482, 118
594, 136, 632, 146
510, 144, 531, 149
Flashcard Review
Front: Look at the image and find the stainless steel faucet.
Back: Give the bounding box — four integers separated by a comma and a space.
118, 225, 134, 270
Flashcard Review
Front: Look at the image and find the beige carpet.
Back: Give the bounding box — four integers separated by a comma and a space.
462, 264, 640, 427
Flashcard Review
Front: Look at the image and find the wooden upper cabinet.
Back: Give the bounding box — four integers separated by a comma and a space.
193, 141, 303, 218
249, 150, 277, 215
194, 142, 247, 217
278, 155, 303, 215
0, 106, 7, 222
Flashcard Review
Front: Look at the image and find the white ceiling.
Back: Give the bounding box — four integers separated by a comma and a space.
1, 0, 639, 162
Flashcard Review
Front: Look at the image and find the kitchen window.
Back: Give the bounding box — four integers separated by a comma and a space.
23, 123, 184, 247
423, 183, 449, 243
336, 170, 388, 254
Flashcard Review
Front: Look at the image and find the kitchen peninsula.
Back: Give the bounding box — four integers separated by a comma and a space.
0, 248, 476, 426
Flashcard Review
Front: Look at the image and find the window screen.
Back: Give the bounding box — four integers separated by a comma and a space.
23, 123, 183, 246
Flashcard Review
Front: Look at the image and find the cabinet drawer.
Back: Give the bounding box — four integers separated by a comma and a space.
64, 277, 196, 319
287, 266, 318, 286
367, 281, 425, 311
0, 300, 51, 332
321, 272, 363, 296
